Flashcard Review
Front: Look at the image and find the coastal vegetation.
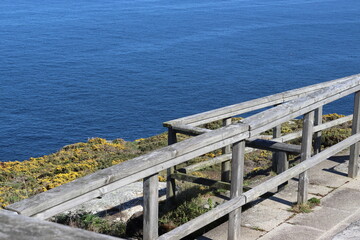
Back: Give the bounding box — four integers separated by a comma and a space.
0, 113, 351, 238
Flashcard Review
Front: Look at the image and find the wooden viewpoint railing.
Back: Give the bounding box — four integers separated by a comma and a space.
2, 74, 360, 240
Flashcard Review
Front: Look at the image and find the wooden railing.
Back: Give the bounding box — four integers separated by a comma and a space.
3, 74, 360, 240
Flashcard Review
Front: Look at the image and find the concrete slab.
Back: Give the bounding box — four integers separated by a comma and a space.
258, 223, 324, 240
320, 188, 360, 212
308, 184, 334, 197
341, 178, 360, 191
197, 222, 264, 240
270, 179, 318, 206
308, 160, 350, 188
242, 203, 294, 231
288, 206, 350, 231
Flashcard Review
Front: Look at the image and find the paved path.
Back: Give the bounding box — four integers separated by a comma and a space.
198, 151, 360, 240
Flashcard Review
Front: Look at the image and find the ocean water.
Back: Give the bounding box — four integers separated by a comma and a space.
1, 0, 360, 162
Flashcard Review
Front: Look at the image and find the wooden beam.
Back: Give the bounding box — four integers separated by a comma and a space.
314, 107, 323, 154
246, 139, 301, 154
171, 173, 232, 190
143, 174, 159, 240
163, 75, 356, 128
349, 91, 360, 178
244, 76, 360, 136
298, 111, 314, 204
276, 115, 353, 143
228, 140, 245, 240
171, 124, 211, 136
0, 210, 122, 240
179, 153, 232, 174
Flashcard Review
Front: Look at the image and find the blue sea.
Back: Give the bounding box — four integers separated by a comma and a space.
1, 0, 360, 162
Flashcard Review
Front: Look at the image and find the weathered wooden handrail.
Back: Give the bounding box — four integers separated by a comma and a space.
163, 75, 355, 128
0, 209, 123, 239
4, 74, 360, 240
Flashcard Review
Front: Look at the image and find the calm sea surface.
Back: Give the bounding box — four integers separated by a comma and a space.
1, 0, 360, 162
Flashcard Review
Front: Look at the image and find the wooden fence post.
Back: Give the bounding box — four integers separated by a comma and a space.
314, 107, 323, 154
221, 118, 232, 182
272, 124, 282, 172
228, 140, 245, 240
167, 128, 177, 200
272, 124, 288, 190
349, 91, 360, 178
298, 111, 314, 204
143, 173, 159, 240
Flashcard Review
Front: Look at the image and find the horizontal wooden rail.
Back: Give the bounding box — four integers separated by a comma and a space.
164, 75, 356, 127
244, 80, 360, 136
178, 153, 232, 174
160, 132, 360, 240
172, 115, 353, 140
171, 172, 232, 190
246, 139, 301, 154
0, 210, 122, 240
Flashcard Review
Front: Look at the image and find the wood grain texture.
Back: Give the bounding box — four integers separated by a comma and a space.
143, 174, 159, 240
244, 76, 360, 136
228, 141, 245, 240
0, 210, 122, 240
298, 111, 314, 204
171, 173, 232, 190
179, 153, 232, 174
246, 139, 301, 154
349, 91, 360, 178
163, 75, 356, 128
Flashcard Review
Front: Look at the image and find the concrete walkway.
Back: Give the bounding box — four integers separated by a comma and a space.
198, 151, 360, 240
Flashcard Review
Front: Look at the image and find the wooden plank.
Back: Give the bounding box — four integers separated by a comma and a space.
276, 115, 353, 143
160, 133, 360, 240
246, 139, 301, 154
171, 173, 232, 190
222, 118, 232, 182
298, 111, 314, 204
228, 140, 245, 240
166, 128, 177, 200
163, 75, 356, 127
179, 153, 232, 174
171, 124, 211, 136
143, 174, 159, 240
314, 107, 323, 154
349, 91, 360, 178
245, 77, 360, 132
0, 210, 122, 240
6, 123, 250, 218
245, 78, 360, 136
